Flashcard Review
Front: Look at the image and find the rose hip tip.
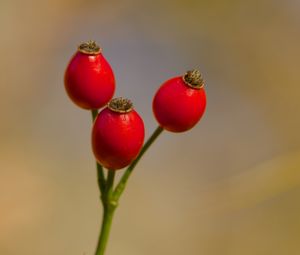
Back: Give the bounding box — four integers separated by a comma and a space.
183, 69, 204, 89
78, 40, 101, 54
108, 97, 133, 113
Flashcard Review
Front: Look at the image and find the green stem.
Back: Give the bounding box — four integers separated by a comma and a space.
105, 170, 115, 198
113, 126, 163, 200
91, 110, 106, 194
95, 170, 116, 255
95, 208, 115, 255
91, 109, 98, 120
93, 124, 164, 255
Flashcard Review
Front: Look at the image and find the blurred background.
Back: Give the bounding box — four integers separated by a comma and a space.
1, 0, 300, 254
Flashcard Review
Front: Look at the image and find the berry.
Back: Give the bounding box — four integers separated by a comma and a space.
64, 40, 115, 109
92, 98, 145, 170
152, 70, 206, 132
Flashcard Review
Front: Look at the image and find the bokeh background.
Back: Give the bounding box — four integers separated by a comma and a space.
1, 0, 300, 254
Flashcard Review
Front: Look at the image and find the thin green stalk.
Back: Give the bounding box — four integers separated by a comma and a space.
95, 170, 116, 255
113, 126, 163, 200
105, 170, 115, 199
91, 109, 98, 121
91, 110, 106, 194
95, 208, 115, 255
93, 124, 163, 255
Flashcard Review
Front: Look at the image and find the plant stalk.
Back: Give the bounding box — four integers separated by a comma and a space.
95, 207, 115, 255
95, 170, 116, 255
93, 125, 163, 255
91, 110, 106, 194
113, 126, 163, 200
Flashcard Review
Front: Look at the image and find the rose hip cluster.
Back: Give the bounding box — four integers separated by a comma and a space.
64, 40, 206, 170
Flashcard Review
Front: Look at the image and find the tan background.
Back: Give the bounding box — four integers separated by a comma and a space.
1, 0, 300, 254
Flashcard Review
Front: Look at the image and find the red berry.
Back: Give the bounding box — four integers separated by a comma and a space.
153, 70, 206, 132
92, 98, 145, 170
64, 40, 115, 110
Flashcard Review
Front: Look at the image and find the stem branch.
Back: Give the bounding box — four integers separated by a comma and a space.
92, 115, 163, 255
91, 110, 106, 194
95, 170, 116, 255
113, 126, 163, 200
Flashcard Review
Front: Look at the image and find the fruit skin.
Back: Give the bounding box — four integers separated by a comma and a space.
92, 107, 145, 170
153, 76, 206, 132
64, 50, 115, 109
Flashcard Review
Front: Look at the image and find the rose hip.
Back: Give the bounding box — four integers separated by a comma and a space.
152, 70, 206, 132
64, 40, 115, 110
92, 98, 145, 170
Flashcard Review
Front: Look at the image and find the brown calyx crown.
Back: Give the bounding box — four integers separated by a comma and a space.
108, 97, 133, 113
78, 40, 101, 55
183, 69, 204, 89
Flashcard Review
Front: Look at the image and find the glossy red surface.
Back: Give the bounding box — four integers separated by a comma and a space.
64, 51, 115, 109
92, 107, 145, 170
153, 76, 206, 132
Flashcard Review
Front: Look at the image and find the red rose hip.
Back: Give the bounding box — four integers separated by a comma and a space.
64, 40, 115, 109
92, 98, 145, 170
153, 70, 206, 132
